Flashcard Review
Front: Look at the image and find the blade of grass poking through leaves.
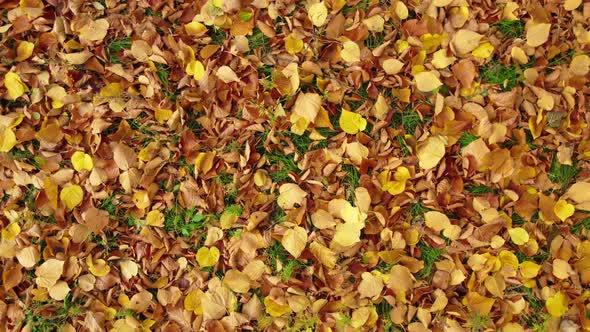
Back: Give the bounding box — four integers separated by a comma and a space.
343, 164, 360, 204
548, 156, 579, 192
491, 20, 525, 38
480, 61, 522, 91
107, 36, 131, 63
458, 132, 479, 149
417, 242, 443, 279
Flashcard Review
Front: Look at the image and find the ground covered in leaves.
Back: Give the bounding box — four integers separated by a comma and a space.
1, 0, 590, 331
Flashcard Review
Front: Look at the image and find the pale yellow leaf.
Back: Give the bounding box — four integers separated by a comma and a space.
416, 136, 446, 169
340, 40, 360, 63
277, 183, 307, 209
526, 23, 551, 47
308, 2, 328, 27
16, 41, 34, 61
35, 259, 64, 288
60, 185, 83, 211
281, 226, 307, 258
414, 71, 442, 92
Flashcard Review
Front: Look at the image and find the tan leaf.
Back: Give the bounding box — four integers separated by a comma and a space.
281, 226, 308, 258
35, 259, 65, 288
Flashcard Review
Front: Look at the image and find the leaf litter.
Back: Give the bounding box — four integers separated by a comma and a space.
0, 0, 590, 331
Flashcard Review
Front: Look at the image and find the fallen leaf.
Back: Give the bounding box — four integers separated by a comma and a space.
281, 226, 307, 258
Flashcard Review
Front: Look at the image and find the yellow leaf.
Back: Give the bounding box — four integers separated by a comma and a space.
216, 66, 240, 83
46, 85, 67, 109
277, 183, 307, 209
363, 15, 384, 33
119, 259, 139, 279
186, 60, 205, 80
340, 40, 360, 63
508, 227, 529, 245
100, 82, 122, 97
309, 241, 337, 268
416, 136, 446, 169
49, 281, 70, 301
570, 54, 590, 76
293, 93, 322, 123
264, 297, 291, 317
35, 259, 65, 288
392, 1, 408, 19
16, 41, 34, 61
184, 21, 207, 36
554, 199, 575, 221
472, 42, 494, 58
451, 29, 483, 55
308, 2, 328, 27
1, 223, 21, 241
414, 71, 442, 92
395, 40, 409, 53
510, 46, 528, 65
195, 246, 220, 268
78, 19, 109, 43
146, 210, 164, 227
526, 23, 551, 47
424, 211, 451, 232
564, 0, 582, 10
431, 49, 456, 68
339, 110, 367, 135
546, 291, 568, 317
184, 288, 204, 314
60, 185, 83, 211
285, 33, 304, 54
71, 151, 93, 172
503, 323, 525, 332
212, 0, 223, 8
358, 272, 384, 299
463, 292, 495, 315
382, 58, 404, 75
282, 226, 307, 258
132, 191, 150, 209
223, 269, 251, 293
0, 126, 17, 152
519, 261, 541, 279
333, 221, 362, 247
87, 256, 111, 277
552, 259, 571, 280
4, 72, 28, 100
154, 108, 173, 124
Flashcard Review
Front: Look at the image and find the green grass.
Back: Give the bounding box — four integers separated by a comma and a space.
409, 201, 430, 219
266, 241, 306, 280
491, 20, 525, 38
115, 308, 136, 319
571, 217, 590, 235
267, 151, 299, 183
548, 157, 579, 192
145, 7, 162, 17
282, 132, 312, 156
107, 36, 132, 63
396, 136, 411, 156
209, 27, 227, 46
365, 32, 385, 50
416, 242, 443, 279
480, 61, 521, 91
458, 132, 479, 149
155, 63, 169, 88
347, 82, 370, 111
24, 295, 82, 332
465, 184, 498, 195
466, 313, 492, 332
511, 212, 526, 226
164, 207, 208, 237
390, 107, 425, 135
224, 204, 243, 216
247, 27, 270, 53
343, 164, 360, 204
342, 0, 369, 15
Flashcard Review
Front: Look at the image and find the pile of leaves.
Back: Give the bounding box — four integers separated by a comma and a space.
1, 0, 590, 331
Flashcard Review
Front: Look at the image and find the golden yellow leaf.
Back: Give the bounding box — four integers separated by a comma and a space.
195, 246, 220, 268
1, 223, 21, 241
569, 54, 590, 76
277, 183, 307, 209
526, 23, 551, 47
0, 126, 17, 152
451, 29, 483, 55
35, 258, 64, 288
184, 21, 207, 36
339, 110, 367, 135
415, 71, 442, 92
503, 323, 525, 332
552, 259, 571, 280
293, 93, 322, 123
546, 291, 568, 317
564, 0, 582, 10
340, 40, 360, 63
154, 109, 173, 124
184, 288, 204, 314
78, 19, 109, 43
358, 272, 384, 299
264, 297, 291, 317
416, 135, 446, 169
16, 41, 34, 61
48, 281, 70, 301
119, 259, 139, 279
132, 191, 150, 209
392, 1, 408, 19
309, 241, 337, 268
510, 46, 528, 65
146, 210, 164, 227
308, 2, 328, 27
60, 185, 84, 211
431, 49, 456, 68
4, 72, 28, 100
463, 292, 495, 315
508, 227, 529, 245
363, 15, 384, 32
186, 60, 205, 80
71, 151, 93, 172
554, 199, 575, 221
424, 211, 451, 232
519, 261, 541, 279
216, 66, 240, 83
472, 42, 494, 58
223, 269, 251, 293
333, 221, 362, 247
382, 58, 404, 75
87, 256, 111, 277
281, 226, 307, 258
285, 33, 304, 54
